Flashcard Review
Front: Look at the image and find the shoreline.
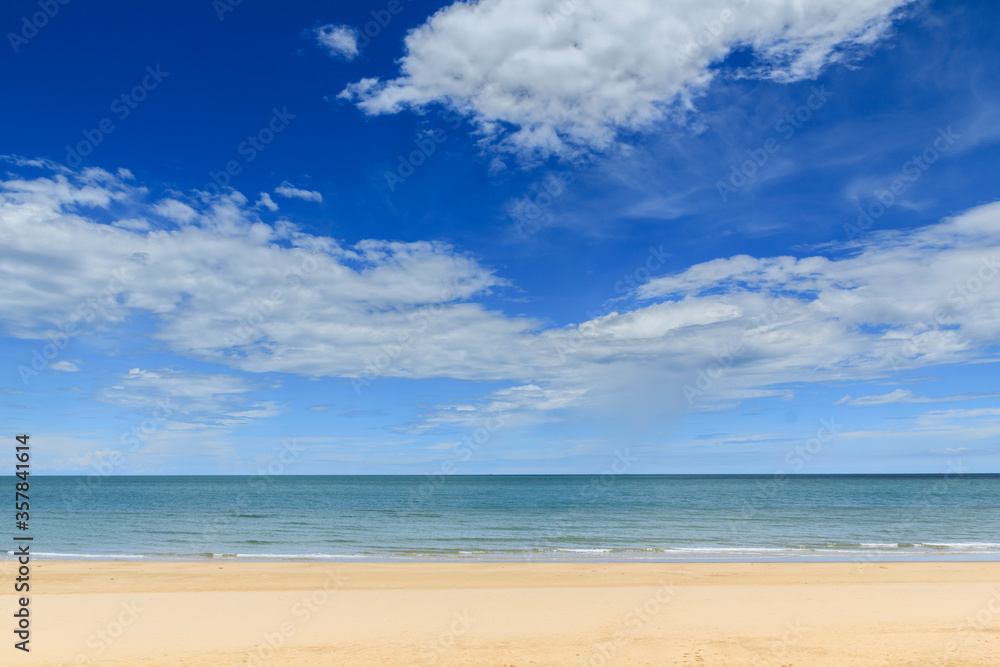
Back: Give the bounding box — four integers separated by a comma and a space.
7, 552, 1000, 564
3, 561, 999, 665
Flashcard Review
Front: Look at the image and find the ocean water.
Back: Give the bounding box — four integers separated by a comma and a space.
5, 474, 1000, 562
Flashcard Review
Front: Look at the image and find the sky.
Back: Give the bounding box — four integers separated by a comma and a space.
1, 0, 999, 475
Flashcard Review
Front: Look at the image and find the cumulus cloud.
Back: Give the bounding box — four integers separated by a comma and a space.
152, 198, 198, 223
255, 192, 279, 211
2, 163, 999, 424
274, 181, 323, 203
341, 0, 914, 156
0, 165, 515, 382
315, 24, 361, 61
638, 204, 1000, 371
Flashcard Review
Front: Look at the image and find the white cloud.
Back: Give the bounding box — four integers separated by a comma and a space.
418, 383, 589, 432
837, 389, 914, 405
3, 164, 1000, 426
341, 0, 914, 156
152, 198, 198, 223
49, 360, 79, 372
315, 24, 361, 61
255, 192, 279, 211
837, 389, 1000, 406
0, 165, 140, 207
59, 448, 124, 471
112, 217, 151, 231
0, 166, 514, 382
100, 367, 280, 427
274, 181, 323, 203
637, 205, 1000, 385
920, 407, 1000, 421
910, 407, 1000, 443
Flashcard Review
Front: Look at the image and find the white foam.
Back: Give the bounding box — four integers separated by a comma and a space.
917, 542, 1000, 549
232, 553, 367, 559
669, 547, 788, 553
5, 552, 146, 559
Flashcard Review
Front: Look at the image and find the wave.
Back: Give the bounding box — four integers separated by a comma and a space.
231, 553, 369, 559
8, 541, 1000, 562
915, 542, 1000, 549
3, 551, 146, 559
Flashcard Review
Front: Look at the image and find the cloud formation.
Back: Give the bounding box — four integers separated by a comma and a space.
255, 192, 279, 212
2, 162, 998, 425
274, 181, 323, 203
315, 24, 361, 61
100, 367, 280, 427
341, 0, 914, 156
837, 389, 1000, 406
49, 360, 79, 372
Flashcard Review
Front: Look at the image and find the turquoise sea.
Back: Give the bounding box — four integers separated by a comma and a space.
6, 474, 1000, 562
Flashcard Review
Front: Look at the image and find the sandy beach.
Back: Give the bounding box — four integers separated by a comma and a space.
0, 560, 997, 666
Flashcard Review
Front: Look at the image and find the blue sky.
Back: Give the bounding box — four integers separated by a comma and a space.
1, 0, 999, 475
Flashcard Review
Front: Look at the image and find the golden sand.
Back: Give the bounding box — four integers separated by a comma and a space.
2, 560, 999, 665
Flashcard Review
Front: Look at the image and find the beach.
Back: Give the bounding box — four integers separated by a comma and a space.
3, 560, 999, 666
4, 0, 999, 665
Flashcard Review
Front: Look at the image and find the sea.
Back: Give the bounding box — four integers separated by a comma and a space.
5, 474, 1000, 562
